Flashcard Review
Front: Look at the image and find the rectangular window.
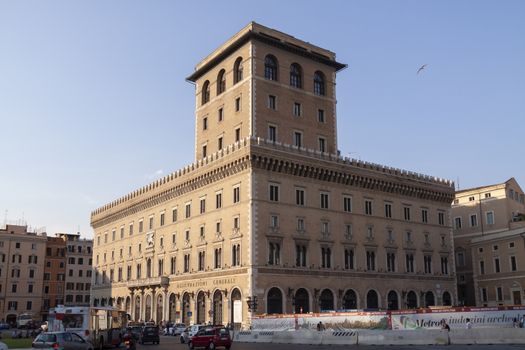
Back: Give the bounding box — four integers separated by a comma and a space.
160, 213, 165, 226
454, 217, 462, 229
129, 223, 134, 235
366, 251, 376, 271
200, 198, 206, 214
479, 260, 485, 274
172, 208, 178, 222
320, 192, 330, 209
441, 257, 449, 275
405, 254, 414, 273
486, 211, 494, 225
139, 220, 143, 233
295, 245, 307, 267
218, 107, 224, 122
233, 186, 240, 203
421, 209, 428, 223
343, 196, 352, 212
496, 287, 503, 301
344, 248, 354, 270
293, 102, 301, 116
185, 203, 191, 218
216, 192, 222, 209
365, 200, 373, 215
269, 184, 280, 202
202, 144, 207, 158
494, 258, 500, 273
317, 109, 325, 123
235, 127, 241, 142
268, 95, 276, 109
233, 216, 240, 230
470, 214, 478, 227
318, 137, 326, 152
268, 242, 280, 265
481, 288, 488, 302
404, 207, 411, 221
293, 131, 302, 147
424, 255, 432, 274
438, 212, 445, 226
321, 247, 332, 268
270, 215, 279, 229
268, 125, 277, 142
214, 248, 222, 269
203, 117, 208, 130
387, 252, 396, 272
297, 218, 305, 231
218, 136, 223, 150
385, 203, 392, 218
149, 216, 154, 230
511, 256, 517, 271
235, 97, 241, 111
295, 188, 305, 206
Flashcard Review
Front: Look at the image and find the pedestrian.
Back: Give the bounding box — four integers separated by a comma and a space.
520, 314, 525, 328
465, 318, 472, 329
440, 319, 450, 331
316, 322, 321, 331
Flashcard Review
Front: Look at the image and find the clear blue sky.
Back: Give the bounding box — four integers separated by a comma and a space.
1, 1, 524, 237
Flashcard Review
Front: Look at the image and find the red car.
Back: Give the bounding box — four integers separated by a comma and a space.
188, 327, 232, 350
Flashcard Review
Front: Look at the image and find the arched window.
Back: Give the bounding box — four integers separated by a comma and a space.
442, 291, 452, 306
343, 289, 358, 309
294, 288, 309, 313
202, 80, 210, 105
319, 289, 334, 311
314, 71, 325, 96
387, 290, 399, 310
406, 291, 418, 309
290, 63, 302, 88
425, 291, 435, 307
267, 287, 283, 314
264, 55, 278, 81
366, 290, 378, 309
217, 69, 226, 95
234, 57, 243, 84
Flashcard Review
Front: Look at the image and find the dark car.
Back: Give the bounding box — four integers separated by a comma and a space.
32, 332, 93, 350
139, 326, 160, 345
188, 327, 232, 350
0, 322, 10, 330
128, 326, 142, 341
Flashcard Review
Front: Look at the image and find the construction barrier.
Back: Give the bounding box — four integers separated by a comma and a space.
271, 329, 323, 345
358, 329, 449, 346
449, 328, 525, 345
321, 330, 358, 345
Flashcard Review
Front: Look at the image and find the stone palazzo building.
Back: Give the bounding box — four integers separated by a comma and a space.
90, 22, 456, 328
453, 178, 525, 306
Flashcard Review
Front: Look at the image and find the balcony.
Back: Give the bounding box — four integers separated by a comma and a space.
127, 276, 169, 288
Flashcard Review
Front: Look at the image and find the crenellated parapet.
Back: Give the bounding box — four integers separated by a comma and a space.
91, 136, 454, 227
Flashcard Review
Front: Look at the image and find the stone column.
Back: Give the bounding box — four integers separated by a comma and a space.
140, 288, 146, 322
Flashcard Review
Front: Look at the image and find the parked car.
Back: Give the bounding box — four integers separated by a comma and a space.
180, 325, 206, 344
32, 332, 93, 350
169, 323, 186, 336
128, 326, 142, 341
0, 322, 10, 330
0, 341, 8, 350
188, 327, 232, 350
139, 325, 160, 345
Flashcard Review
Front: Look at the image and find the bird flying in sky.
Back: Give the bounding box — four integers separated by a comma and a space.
417, 64, 427, 74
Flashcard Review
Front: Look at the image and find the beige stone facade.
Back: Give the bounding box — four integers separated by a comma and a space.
452, 178, 525, 306
90, 22, 456, 328
0, 225, 46, 325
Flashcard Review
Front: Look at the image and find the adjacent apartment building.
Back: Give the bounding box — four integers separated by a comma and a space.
60, 233, 93, 306
0, 224, 46, 325
90, 22, 456, 328
453, 178, 525, 306
42, 236, 66, 320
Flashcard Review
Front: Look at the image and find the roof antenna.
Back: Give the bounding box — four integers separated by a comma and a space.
456, 177, 460, 191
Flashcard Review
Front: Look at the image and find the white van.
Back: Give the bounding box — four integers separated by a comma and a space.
180, 324, 206, 343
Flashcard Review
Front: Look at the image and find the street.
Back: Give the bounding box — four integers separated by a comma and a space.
151, 334, 525, 350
